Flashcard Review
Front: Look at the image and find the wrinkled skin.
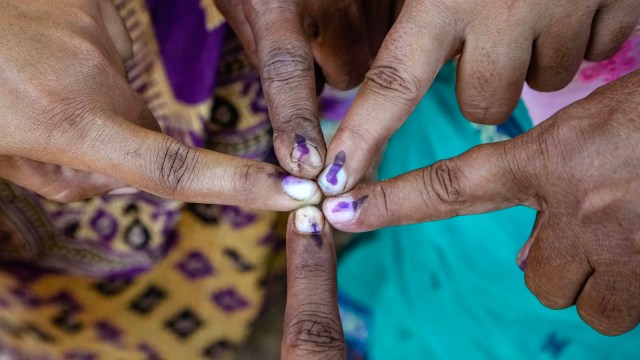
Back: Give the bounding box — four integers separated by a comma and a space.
282, 210, 345, 360
221, 0, 640, 337
0, 0, 318, 210
216, 0, 402, 179
218, 0, 640, 189
324, 69, 640, 336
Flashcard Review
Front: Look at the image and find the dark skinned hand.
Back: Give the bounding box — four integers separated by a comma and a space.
282, 206, 345, 359
323, 69, 640, 336
215, 0, 401, 179
0, 0, 322, 209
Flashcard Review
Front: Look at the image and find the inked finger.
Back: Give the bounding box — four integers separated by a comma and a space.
282, 206, 345, 360
322, 140, 539, 232
319, 1, 458, 195
245, 1, 325, 179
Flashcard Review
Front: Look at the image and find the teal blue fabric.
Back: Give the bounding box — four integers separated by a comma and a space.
337, 63, 640, 360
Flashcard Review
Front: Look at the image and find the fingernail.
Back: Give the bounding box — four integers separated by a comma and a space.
107, 187, 139, 195
282, 175, 322, 204
517, 257, 527, 272
291, 134, 323, 168
318, 151, 347, 195
294, 206, 324, 234
324, 195, 368, 225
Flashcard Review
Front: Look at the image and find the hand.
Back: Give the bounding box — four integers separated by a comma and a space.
0, 0, 322, 209
323, 70, 640, 335
317, 0, 640, 196
215, 0, 401, 179
282, 206, 345, 359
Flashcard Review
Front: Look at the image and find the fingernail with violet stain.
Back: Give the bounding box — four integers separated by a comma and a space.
291, 134, 323, 168
281, 175, 322, 204
516, 242, 532, 272
294, 206, 324, 234
294, 206, 325, 248
517, 257, 527, 272
318, 151, 347, 195
324, 195, 368, 225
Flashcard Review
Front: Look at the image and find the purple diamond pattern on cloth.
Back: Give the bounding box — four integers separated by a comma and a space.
165, 309, 203, 339
220, 206, 257, 229
95, 321, 122, 344
211, 288, 249, 313
176, 251, 215, 279
50, 291, 82, 313
90, 210, 118, 243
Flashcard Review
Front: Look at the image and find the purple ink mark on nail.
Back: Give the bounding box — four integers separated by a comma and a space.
294, 134, 310, 161
332, 196, 369, 213
518, 258, 527, 272
325, 151, 346, 186
332, 201, 352, 213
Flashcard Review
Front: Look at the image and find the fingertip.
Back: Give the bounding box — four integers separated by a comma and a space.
287, 133, 325, 177
281, 174, 323, 205
293, 206, 325, 234
318, 151, 348, 195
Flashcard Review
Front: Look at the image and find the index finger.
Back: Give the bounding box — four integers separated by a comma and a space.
245, 1, 326, 179
319, 1, 459, 195
17, 113, 322, 211
282, 206, 345, 360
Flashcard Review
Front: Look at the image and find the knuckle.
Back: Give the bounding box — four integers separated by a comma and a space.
291, 260, 331, 280
284, 309, 344, 354
421, 159, 466, 208
372, 184, 391, 219
261, 47, 312, 87
364, 62, 420, 103
578, 303, 635, 336
272, 107, 317, 133
152, 139, 197, 195
229, 162, 259, 201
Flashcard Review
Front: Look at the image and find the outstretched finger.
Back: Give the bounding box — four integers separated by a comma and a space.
282, 206, 345, 360
245, 1, 325, 179
322, 137, 541, 232
319, 1, 459, 195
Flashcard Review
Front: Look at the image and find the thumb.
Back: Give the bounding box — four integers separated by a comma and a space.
322, 137, 541, 232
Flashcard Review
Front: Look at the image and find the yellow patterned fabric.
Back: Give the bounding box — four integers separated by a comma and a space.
0, 1, 286, 359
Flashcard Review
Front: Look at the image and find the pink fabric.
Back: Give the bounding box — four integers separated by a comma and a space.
522, 32, 640, 125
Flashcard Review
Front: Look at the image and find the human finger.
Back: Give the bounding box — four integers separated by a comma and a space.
527, 6, 594, 92
319, 1, 459, 195
523, 214, 593, 309
282, 206, 345, 360
245, 1, 325, 179
585, 0, 640, 61
322, 138, 539, 232
457, 25, 533, 124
